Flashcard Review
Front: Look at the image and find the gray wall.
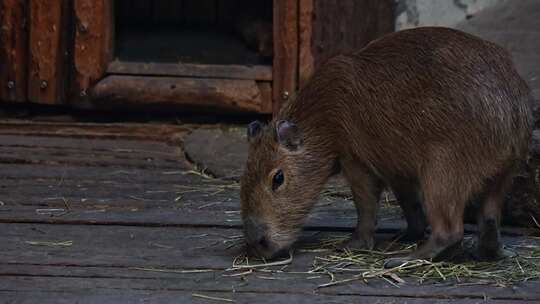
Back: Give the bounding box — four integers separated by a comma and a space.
395, 0, 506, 30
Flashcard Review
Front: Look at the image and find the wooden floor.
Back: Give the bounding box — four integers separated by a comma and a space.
0, 120, 539, 304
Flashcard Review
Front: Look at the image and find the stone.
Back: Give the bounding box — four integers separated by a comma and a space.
183, 127, 248, 180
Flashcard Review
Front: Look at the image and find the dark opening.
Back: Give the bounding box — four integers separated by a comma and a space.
114, 0, 273, 65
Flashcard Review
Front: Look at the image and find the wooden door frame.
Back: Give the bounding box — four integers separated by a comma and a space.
272, 0, 299, 114
72, 0, 113, 107
27, 0, 70, 104
0, 0, 303, 113
72, 0, 280, 113
0, 0, 28, 103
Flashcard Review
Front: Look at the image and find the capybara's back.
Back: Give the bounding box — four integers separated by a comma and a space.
285, 27, 532, 174
241, 27, 533, 265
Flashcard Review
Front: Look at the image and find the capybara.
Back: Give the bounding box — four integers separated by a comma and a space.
234, 0, 273, 57
236, 19, 273, 57
240, 27, 533, 267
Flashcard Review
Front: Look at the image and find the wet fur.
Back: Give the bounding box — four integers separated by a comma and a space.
241, 27, 533, 262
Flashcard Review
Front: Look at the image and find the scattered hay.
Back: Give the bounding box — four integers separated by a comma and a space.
225, 235, 540, 288
192, 293, 235, 303
183, 169, 214, 180
174, 182, 239, 197
227, 253, 294, 271
25, 240, 73, 247
131, 267, 214, 274
308, 237, 540, 288
532, 214, 540, 229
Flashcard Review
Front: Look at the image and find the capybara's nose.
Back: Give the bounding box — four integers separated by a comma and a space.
244, 217, 268, 246
243, 217, 274, 256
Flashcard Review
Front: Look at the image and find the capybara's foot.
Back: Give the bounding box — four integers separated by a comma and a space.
475, 217, 513, 261
384, 233, 463, 268
391, 228, 426, 244
474, 245, 517, 261
339, 233, 374, 251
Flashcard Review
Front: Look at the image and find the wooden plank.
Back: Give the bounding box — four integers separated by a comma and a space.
2, 203, 534, 239
0, 187, 532, 237
0, 163, 204, 183
0, 289, 535, 304
311, 0, 394, 69
0, 147, 183, 169
272, 0, 298, 114
0, 223, 254, 269
298, 0, 315, 88
0, 130, 534, 236
28, 0, 69, 104
0, 121, 190, 143
0, 223, 539, 301
0, 0, 28, 102
257, 81, 273, 113
0, 206, 355, 232
0, 133, 184, 153
0, 129, 538, 302
73, 0, 113, 103
90, 75, 263, 113
107, 61, 273, 81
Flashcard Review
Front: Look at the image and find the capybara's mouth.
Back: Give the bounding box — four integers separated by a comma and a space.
247, 243, 291, 260
266, 247, 291, 260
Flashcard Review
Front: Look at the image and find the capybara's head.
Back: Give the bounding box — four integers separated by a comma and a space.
240, 120, 332, 259
257, 29, 273, 58
252, 21, 273, 58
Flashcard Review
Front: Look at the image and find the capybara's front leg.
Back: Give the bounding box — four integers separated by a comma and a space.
392, 182, 427, 243
340, 158, 382, 250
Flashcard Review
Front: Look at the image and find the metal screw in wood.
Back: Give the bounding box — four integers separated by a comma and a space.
40, 80, 48, 89
7, 81, 14, 89
282, 91, 290, 100
79, 22, 88, 33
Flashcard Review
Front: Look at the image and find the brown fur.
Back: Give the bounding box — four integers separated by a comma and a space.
234, 0, 273, 58
240, 27, 533, 264
236, 19, 273, 57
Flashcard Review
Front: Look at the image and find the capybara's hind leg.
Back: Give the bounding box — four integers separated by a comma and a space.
385, 164, 467, 268
476, 169, 516, 260
392, 182, 427, 242
341, 159, 382, 250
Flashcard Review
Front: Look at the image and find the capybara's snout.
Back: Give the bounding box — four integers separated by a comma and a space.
243, 217, 289, 259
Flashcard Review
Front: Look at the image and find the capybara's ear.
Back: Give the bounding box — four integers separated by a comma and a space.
247, 120, 263, 143
275, 120, 303, 151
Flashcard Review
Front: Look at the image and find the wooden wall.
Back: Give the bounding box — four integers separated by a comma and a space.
27, 0, 71, 104
312, 0, 395, 67
72, 0, 113, 104
0, 0, 395, 114
300, 0, 395, 87
0, 0, 28, 103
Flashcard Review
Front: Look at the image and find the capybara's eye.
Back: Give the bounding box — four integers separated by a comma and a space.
272, 169, 284, 191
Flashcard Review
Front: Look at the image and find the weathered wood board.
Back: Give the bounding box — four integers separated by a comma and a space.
0, 290, 530, 304
0, 0, 28, 102
297, 0, 395, 88
91, 76, 264, 113
27, 0, 69, 104
107, 61, 273, 81
272, 0, 298, 113
1, 223, 539, 301
0, 121, 538, 303
72, 0, 113, 103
